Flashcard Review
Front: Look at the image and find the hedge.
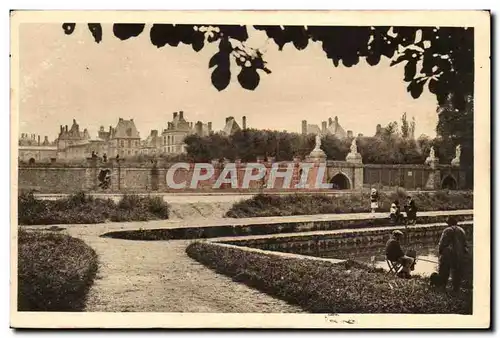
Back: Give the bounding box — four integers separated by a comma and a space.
18, 191, 170, 225
186, 241, 472, 314
17, 230, 98, 311
226, 190, 473, 218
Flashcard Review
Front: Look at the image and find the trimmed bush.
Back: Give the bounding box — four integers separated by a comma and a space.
186, 242, 472, 314
226, 191, 473, 218
18, 191, 170, 225
17, 230, 98, 311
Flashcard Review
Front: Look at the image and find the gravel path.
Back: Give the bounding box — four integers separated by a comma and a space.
63, 225, 302, 313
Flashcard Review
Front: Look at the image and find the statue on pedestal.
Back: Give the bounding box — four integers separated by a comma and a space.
314, 134, 322, 150
425, 146, 439, 166
451, 144, 461, 167
345, 138, 362, 163
307, 134, 326, 162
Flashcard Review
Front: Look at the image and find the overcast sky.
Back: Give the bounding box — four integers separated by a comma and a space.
18, 23, 439, 141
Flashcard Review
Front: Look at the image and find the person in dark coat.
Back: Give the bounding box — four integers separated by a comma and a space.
385, 230, 415, 278
404, 195, 418, 224
437, 216, 469, 292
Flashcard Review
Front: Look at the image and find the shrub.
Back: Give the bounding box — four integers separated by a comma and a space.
18, 192, 171, 225
17, 229, 98, 311
186, 242, 472, 314
226, 191, 473, 218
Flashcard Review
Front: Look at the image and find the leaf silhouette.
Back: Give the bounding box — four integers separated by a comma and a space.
150, 24, 179, 48
62, 23, 76, 35
113, 24, 145, 40
404, 59, 417, 82
238, 67, 260, 90
407, 79, 427, 99
87, 23, 102, 43
210, 38, 232, 91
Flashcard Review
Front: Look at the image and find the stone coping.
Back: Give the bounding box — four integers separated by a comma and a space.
31, 189, 468, 198
209, 220, 473, 243
205, 241, 346, 264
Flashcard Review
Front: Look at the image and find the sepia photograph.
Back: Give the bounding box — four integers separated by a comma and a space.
9, 10, 490, 329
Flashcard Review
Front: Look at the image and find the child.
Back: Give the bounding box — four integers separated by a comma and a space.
370, 188, 379, 213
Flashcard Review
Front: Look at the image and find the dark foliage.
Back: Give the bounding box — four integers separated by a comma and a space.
226, 191, 473, 218
18, 191, 170, 225
186, 241, 472, 314
62, 24, 473, 110
183, 127, 457, 164
17, 230, 98, 311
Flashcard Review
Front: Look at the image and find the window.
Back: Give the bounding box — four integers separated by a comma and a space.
163, 136, 166, 145
120, 140, 124, 147
127, 140, 131, 148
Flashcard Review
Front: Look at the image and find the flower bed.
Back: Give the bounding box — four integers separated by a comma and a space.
186, 241, 472, 314
226, 190, 473, 218
17, 230, 99, 311
18, 191, 170, 225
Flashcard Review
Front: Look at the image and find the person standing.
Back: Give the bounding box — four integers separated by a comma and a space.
370, 188, 379, 213
437, 216, 469, 292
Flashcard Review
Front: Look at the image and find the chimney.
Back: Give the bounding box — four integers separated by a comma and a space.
44, 136, 49, 144
328, 117, 333, 126
195, 121, 203, 135
179, 111, 184, 119
109, 126, 112, 133
347, 130, 353, 138
65, 125, 68, 132
225, 117, 230, 124
242, 116, 247, 130
73, 119, 76, 124
376, 124, 382, 135
38, 135, 40, 145
173, 112, 178, 119
208, 122, 212, 133
358, 133, 364, 138
321, 121, 327, 134
60, 125, 63, 133
334, 116, 339, 125
119, 117, 124, 122
301, 120, 307, 135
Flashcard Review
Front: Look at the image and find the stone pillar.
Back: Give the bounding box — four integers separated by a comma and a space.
351, 164, 364, 190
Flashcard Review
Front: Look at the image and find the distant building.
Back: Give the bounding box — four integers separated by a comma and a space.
141, 130, 162, 155
56, 119, 91, 151
222, 116, 246, 136
301, 116, 348, 139
108, 118, 141, 158
162, 111, 194, 154
18, 133, 57, 163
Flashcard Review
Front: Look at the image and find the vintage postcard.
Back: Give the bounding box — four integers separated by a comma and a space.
10, 10, 490, 329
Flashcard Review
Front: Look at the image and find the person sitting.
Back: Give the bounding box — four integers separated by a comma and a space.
370, 188, 379, 213
385, 230, 415, 278
404, 195, 418, 225
389, 200, 403, 224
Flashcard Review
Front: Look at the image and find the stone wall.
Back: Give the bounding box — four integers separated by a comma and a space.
18, 159, 467, 193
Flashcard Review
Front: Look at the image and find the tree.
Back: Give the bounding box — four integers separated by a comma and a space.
401, 112, 409, 139
436, 93, 474, 186
62, 23, 473, 109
